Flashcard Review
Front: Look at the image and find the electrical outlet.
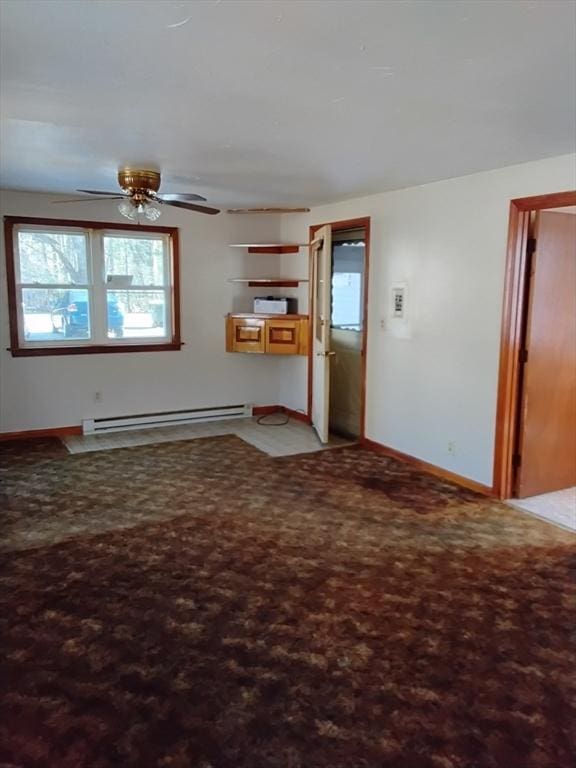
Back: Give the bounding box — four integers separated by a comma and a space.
447, 441, 456, 456
94, 390, 103, 403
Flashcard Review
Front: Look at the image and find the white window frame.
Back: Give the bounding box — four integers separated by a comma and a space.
5, 217, 181, 357
15, 224, 94, 347
99, 229, 173, 345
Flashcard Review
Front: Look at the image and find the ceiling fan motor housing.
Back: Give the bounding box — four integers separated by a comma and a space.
118, 169, 161, 196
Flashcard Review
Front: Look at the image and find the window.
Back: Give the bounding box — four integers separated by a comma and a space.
4, 217, 181, 356
332, 272, 363, 328
331, 239, 365, 331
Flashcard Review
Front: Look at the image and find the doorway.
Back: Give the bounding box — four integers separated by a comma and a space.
494, 191, 576, 505
308, 217, 370, 442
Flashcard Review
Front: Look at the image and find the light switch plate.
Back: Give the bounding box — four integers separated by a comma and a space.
387, 281, 412, 339
391, 286, 406, 318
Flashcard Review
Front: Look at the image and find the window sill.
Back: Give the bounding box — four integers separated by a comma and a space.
8, 342, 183, 357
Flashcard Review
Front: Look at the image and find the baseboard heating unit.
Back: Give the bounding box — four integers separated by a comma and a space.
82, 404, 253, 435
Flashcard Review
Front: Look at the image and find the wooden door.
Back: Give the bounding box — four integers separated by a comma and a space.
516, 211, 576, 498
311, 225, 332, 443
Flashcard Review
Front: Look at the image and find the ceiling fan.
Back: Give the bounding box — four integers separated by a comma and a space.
56, 169, 220, 221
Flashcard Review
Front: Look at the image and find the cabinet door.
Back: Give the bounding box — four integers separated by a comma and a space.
265, 319, 300, 355
229, 317, 265, 353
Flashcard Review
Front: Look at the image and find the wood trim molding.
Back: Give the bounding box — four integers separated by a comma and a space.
3, 216, 179, 234
9, 343, 183, 357
308, 216, 371, 437
311, 217, 373, 233
492, 202, 530, 500
0, 425, 82, 441
362, 437, 494, 497
3, 216, 182, 357
252, 405, 282, 417
359, 221, 370, 440
4, 216, 20, 354
492, 190, 576, 499
171, 224, 182, 350
511, 191, 576, 211
253, 405, 312, 424
283, 406, 311, 424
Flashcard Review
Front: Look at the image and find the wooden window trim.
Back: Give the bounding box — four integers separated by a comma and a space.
3, 216, 182, 357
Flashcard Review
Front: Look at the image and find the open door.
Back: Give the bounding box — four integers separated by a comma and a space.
311, 225, 332, 443
515, 210, 576, 497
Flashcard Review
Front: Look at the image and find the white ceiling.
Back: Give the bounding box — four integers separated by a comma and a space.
1, 0, 575, 207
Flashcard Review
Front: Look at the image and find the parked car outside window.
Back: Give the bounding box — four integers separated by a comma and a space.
51, 290, 124, 338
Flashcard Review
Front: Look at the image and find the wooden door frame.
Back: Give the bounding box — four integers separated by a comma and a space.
493, 190, 576, 499
308, 216, 371, 439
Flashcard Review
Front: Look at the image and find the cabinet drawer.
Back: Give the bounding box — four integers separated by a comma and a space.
228, 317, 265, 353
265, 319, 300, 355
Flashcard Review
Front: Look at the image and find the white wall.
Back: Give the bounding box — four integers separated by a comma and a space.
2, 154, 574, 488
0, 191, 284, 431
280, 154, 576, 487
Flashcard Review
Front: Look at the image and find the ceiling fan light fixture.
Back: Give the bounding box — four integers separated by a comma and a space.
61, 168, 220, 217
118, 198, 138, 221
118, 197, 161, 222
143, 201, 161, 221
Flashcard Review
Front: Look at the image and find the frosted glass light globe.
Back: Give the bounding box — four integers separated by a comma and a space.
143, 202, 162, 221
118, 198, 138, 221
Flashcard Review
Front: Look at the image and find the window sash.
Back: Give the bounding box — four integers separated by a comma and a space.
15, 225, 91, 286
103, 230, 168, 287
104, 287, 172, 343
16, 284, 94, 347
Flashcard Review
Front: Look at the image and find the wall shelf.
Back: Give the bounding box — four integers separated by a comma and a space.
229, 243, 309, 254
226, 239, 310, 350
229, 277, 308, 288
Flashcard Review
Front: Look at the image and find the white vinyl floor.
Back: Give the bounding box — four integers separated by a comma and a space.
64, 415, 352, 457
507, 486, 576, 532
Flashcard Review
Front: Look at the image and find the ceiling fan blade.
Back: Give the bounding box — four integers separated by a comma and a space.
227, 207, 311, 214
161, 200, 220, 215
157, 193, 207, 202
54, 196, 126, 203
76, 189, 129, 196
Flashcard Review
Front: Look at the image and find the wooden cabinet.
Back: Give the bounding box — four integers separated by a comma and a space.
226, 314, 308, 356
